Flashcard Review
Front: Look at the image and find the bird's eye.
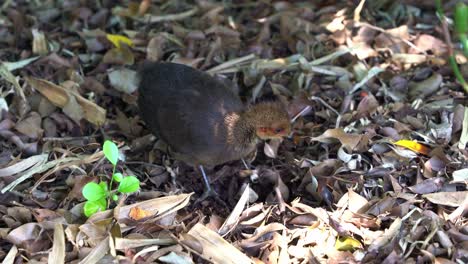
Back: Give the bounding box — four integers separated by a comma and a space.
274, 128, 284, 133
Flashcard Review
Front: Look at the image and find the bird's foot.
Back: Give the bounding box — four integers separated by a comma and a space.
194, 188, 228, 208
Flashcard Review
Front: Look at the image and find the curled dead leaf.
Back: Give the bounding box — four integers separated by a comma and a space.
25, 76, 106, 126
310, 128, 368, 152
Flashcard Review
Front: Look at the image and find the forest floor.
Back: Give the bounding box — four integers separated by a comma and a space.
0, 0, 467, 263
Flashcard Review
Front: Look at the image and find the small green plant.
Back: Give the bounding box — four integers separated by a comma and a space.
454, 2, 468, 56
435, 0, 468, 94
82, 140, 140, 217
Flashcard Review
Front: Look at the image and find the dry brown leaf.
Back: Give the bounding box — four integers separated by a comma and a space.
32, 29, 49, 55
146, 34, 167, 61
310, 128, 368, 152
219, 184, 251, 236
264, 140, 279, 159
14, 111, 43, 139
102, 45, 134, 65
0, 154, 48, 177
356, 92, 379, 118
48, 223, 65, 264
25, 76, 106, 126
6, 223, 43, 246
410, 34, 447, 56
88, 193, 192, 223
408, 177, 445, 194
2, 245, 18, 264
79, 236, 110, 264
114, 237, 175, 250
408, 73, 443, 100
187, 223, 252, 264
423, 191, 468, 207
374, 25, 410, 53
108, 68, 138, 94
62, 93, 84, 124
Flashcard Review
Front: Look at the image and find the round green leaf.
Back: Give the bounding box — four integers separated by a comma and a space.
82, 182, 106, 201
113, 173, 123, 183
84, 198, 107, 217
84, 201, 98, 217
103, 140, 119, 166
112, 194, 119, 201
99, 181, 108, 192
118, 176, 140, 193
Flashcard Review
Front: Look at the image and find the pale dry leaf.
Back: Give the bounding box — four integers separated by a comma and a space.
339, 189, 368, 213
310, 128, 368, 152
219, 184, 251, 236
108, 68, 138, 94
25, 76, 106, 126
264, 141, 277, 159
48, 223, 65, 264
14, 111, 43, 139
410, 34, 447, 55
115, 237, 175, 250
392, 53, 429, 65
6, 223, 43, 246
423, 191, 468, 207
32, 29, 49, 55
187, 223, 252, 264
350, 66, 384, 93
88, 193, 192, 223
62, 94, 84, 124
102, 45, 134, 65
368, 218, 402, 252
158, 251, 194, 264
78, 236, 110, 264
3, 56, 39, 71
147, 34, 167, 61
452, 168, 468, 183
408, 177, 445, 194
0, 154, 48, 177
458, 107, 468, 149
2, 245, 18, 264
356, 93, 379, 118
0, 63, 29, 116
0, 97, 8, 120
408, 73, 442, 99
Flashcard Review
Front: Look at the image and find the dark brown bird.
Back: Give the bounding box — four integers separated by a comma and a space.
138, 62, 291, 201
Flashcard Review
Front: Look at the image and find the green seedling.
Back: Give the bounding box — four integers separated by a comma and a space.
455, 2, 468, 56
435, 0, 468, 94
82, 140, 140, 217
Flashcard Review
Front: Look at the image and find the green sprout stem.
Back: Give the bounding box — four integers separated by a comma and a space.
449, 56, 468, 92
108, 165, 116, 204
459, 32, 468, 56
435, 0, 468, 94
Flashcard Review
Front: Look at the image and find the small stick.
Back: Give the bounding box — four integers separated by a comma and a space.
42, 136, 96, 142
310, 96, 342, 128
142, 7, 199, 23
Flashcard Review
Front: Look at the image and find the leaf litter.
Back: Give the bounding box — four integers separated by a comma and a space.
0, 1, 467, 263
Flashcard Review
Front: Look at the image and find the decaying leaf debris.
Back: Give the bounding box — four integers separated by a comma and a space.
0, 1, 467, 263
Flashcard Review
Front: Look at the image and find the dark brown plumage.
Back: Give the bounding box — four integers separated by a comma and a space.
138, 62, 290, 201
138, 62, 291, 167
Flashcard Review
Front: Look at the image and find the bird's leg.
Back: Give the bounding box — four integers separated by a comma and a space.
194, 165, 228, 207
199, 165, 215, 197
241, 158, 250, 169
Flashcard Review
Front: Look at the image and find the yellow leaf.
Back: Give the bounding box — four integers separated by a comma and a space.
106, 34, 133, 49
335, 236, 362, 251
394, 139, 431, 155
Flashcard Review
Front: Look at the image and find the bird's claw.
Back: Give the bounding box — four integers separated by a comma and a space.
194, 188, 228, 208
